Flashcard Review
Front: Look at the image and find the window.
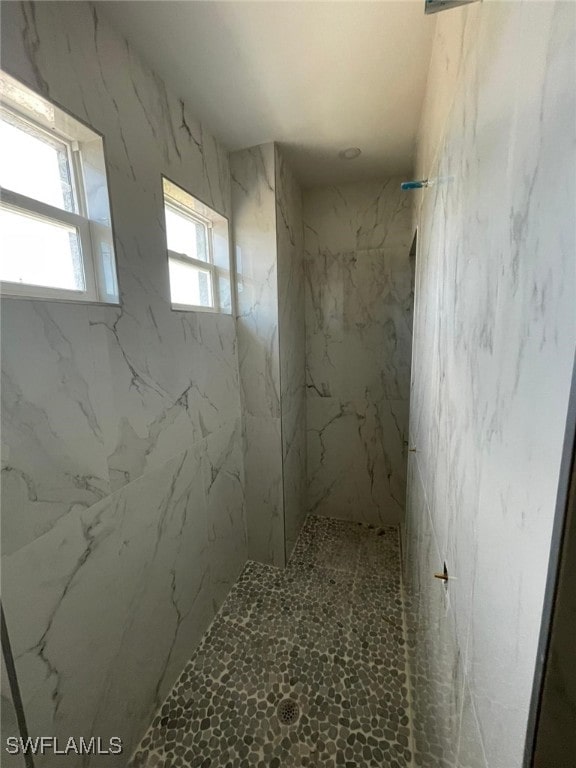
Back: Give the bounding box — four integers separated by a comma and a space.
162, 177, 232, 313
0, 71, 119, 303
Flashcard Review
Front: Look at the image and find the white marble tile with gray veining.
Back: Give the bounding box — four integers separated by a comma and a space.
307, 396, 407, 527
1, 300, 117, 555
303, 180, 414, 528
1, 0, 240, 551
303, 178, 412, 256
231, 144, 288, 567
232, 144, 280, 420
281, 399, 307, 560
406, 1, 575, 766
1, 443, 216, 768
0, 3, 246, 764
305, 247, 413, 403
275, 145, 307, 559
242, 414, 285, 567
202, 418, 247, 608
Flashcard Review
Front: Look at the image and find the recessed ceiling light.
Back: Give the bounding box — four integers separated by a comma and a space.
339, 147, 362, 160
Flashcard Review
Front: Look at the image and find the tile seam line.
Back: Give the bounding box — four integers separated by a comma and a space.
272, 143, 287, 569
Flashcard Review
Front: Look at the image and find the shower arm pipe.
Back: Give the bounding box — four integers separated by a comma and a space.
401, 179, 432, 190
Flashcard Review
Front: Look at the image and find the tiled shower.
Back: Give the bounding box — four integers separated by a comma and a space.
1, 2, 575, 768
131, 517, 413, 767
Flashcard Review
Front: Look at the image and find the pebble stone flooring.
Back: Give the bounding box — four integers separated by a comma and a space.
130, 516, 414, 768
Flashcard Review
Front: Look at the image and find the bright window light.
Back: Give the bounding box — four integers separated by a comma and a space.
165, 205, 209, 263
0, 70, 119, 304
0, 114, 75, 212
0, 206, 83, 290
162, 177, 232, 313
168, 259, 213, 307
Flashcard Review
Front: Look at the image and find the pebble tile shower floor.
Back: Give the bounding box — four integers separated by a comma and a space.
131, 516, 413, 768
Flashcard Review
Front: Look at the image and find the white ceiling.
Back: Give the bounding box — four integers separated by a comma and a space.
97, 1, 436, 186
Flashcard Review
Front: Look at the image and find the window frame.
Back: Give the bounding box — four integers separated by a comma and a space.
162, 179, 232, 315
165, 199, 219, 313
0, 188, 99, 301
0, 85, 119, 305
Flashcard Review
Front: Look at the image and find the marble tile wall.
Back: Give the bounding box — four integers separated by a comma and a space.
231, 143, 285, 567
0, 1, 246, 764
231, 143, 306, 567
275, 146, 307, 560
303, 180, 414, 527
405, 1, 576, 766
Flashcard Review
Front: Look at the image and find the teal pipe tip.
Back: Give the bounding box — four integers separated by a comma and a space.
401, 180, 428, 190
